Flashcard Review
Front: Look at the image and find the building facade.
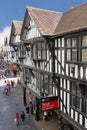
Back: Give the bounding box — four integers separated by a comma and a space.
9, 2, 87, 130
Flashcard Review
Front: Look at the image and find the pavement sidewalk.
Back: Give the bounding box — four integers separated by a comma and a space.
10, 84, 60, 130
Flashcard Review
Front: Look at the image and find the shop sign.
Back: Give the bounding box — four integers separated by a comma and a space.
41, 96, 58, 111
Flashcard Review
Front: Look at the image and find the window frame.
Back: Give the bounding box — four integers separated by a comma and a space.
65, 37, 78, 62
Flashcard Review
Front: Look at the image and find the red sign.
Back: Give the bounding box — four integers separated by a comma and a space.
41, 96, 58, 111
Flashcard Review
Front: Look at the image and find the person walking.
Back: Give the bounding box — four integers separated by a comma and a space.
8, 85, 11, 95
15, 113, 19, 126
11, 80, 14, 88
20, 111, 25, 124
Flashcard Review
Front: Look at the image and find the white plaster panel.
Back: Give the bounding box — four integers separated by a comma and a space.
62, 50, 64, 75
62, 38, 64, 47
75, 65, 78, 78
66, 64, 68, 76
71, 109, 73, 119
55, 39, 57, 47
85, 118, 87, 129
67, 80, 70, 91
55, 60, 57, 73
67, 93, 70, 114
64, 79, 66, 89
86, 68, 87, 80
60, 78, 62, 88
80, 67, 83, 79
58, 38, 60, 47
79, 114, 82, 125
64, 91, 66, 113
75, 111, 78, 122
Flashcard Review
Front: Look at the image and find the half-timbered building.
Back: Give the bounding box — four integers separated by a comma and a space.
49, 2, 87, 130
9, 2, 87, 130
20, 6, 63, 104
9, 20, 23, 76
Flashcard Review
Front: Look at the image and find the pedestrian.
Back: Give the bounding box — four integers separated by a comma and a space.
28, 96, 33, 114
4, 86, 8, 95
15, 113, 19, 126
20, 111, 25, 124
8, 85, 11, 95
44, 111, 48, 121
25, 104, 29, 117
11, 80, 14, 88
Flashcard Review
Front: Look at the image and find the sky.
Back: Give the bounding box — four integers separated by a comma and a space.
0, 0, 87, 45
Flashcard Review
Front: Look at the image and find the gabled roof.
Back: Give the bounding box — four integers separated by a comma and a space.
54, 2, 87, 35
12, 20, 23, 35
21, 6, 62, 37
9, 21, 23, 44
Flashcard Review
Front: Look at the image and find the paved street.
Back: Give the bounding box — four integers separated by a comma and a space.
0, 86, 38, 130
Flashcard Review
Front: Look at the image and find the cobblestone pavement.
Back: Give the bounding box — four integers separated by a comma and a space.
0, 86, 38, 130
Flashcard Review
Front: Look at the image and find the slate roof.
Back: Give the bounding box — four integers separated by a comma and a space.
54, 2, 87, 35
26, 6, 63, 35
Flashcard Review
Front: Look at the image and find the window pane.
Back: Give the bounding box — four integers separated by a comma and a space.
71, 95, 76, 107
82, 35, 87, 47
72, 38, 77, 47
38, 43, 41, 49
66, 49, 71, 61
38, 51, 41, 59
82, 100, 87, 114
66, 38, 71, 47
42, 50, 46, 59
42, 43, 46, 49
77, 97, 81, 110
82, 49, 87, 62
71, 83, 76, 94
72, 49, 77, 61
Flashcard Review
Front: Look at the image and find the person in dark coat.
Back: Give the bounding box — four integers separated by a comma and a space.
20, 111, 25, 123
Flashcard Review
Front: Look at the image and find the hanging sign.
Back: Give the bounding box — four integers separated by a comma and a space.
41, 96, 58, 111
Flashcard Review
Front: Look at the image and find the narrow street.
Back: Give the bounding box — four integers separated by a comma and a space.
0, 85, 38, 130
